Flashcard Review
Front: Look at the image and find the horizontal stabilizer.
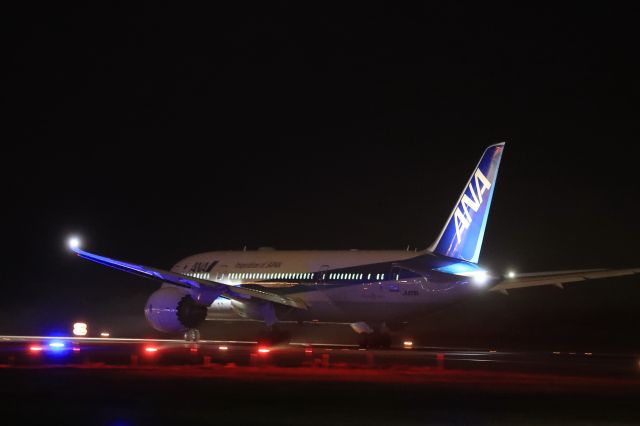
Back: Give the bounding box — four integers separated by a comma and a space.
490, 268, 640, 293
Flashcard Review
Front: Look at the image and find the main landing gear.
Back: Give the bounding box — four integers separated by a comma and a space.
358, 331, 392, 349
351, 322, 394, 349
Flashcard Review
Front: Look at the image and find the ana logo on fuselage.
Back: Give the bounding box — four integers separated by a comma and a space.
189, 261, 218, 273
453, 168, 492, 244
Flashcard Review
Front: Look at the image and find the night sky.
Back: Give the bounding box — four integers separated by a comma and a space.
4, 4, 639, 348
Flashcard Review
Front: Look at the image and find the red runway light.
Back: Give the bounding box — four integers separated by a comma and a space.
218, 346, 228, 351
29, 345, 43, 352
145, 346, 158, 353
304, 347, 313, 354
258, 347, 270, 354
72, 347, 81, 352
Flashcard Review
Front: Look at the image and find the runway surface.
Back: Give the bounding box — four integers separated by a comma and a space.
1, 335, 640, 425
1, 334, 639, 376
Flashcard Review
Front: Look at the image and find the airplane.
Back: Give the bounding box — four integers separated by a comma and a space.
68, 142, 639, 347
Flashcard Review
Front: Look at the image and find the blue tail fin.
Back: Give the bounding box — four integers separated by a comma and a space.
429, 143, 505, 263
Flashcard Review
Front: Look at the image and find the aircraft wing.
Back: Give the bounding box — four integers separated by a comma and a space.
489, 268, 640, 293
72, 248, 308, 310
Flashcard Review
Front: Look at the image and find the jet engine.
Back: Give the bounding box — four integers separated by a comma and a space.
144, 286, 208, 333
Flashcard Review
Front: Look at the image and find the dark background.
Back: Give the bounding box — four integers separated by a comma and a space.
3, 4, 639, 350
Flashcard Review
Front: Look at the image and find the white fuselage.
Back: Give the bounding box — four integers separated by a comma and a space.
171, 249, 478, 323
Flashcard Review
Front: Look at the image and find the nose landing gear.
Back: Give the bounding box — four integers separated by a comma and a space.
184, 328, 200, 342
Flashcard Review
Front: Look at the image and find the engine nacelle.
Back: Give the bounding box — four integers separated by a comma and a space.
144, 287, 208, 333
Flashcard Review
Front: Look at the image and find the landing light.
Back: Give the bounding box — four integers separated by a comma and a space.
403, 341, 413, 348
68, 236, 81, 250
507, 271, 516, 279
73, 322, 87, 336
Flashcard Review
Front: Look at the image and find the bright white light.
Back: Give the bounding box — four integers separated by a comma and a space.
49, 342, 64, 348
73, 322, 87, 336
403, 341, 413, 347
507, 271, 516, 279
472, 271, 489, 287
100, 332, 110, 337
68, 236, 81, 250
